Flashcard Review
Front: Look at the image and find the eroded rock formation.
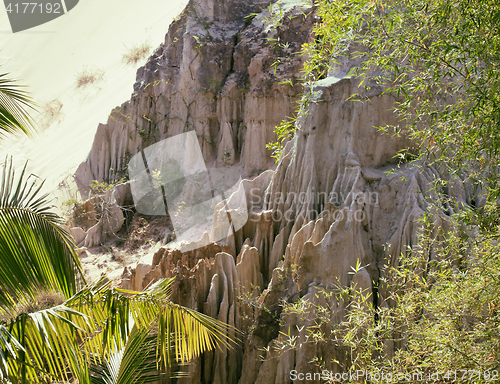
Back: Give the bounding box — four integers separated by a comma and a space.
73, 0, 474, 382
74, 0, 313, 193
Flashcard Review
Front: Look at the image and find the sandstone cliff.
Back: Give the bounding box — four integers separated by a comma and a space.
73, 0, 472, 383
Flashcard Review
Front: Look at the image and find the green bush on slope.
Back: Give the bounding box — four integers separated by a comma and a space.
270, 0, 500, 380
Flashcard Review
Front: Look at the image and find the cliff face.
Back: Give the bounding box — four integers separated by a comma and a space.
75, 0, 312, 192
74, 0, 472, 383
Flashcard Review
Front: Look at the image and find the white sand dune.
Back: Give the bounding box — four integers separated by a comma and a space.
0, 0, 187, 204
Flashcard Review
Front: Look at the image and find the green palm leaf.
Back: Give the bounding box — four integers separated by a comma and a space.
3, 305, 87, 383
0, 157, 84, 311
89, 323, 174, 384
84, 279, 238, 384
0, 73, 36, 138
79, 278, 239, 369
1, 276, 238, 383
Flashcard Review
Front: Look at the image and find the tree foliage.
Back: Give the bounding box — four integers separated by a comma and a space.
268, 0, 500, 381
0, 158, 83, 309
306, 0, 500, 198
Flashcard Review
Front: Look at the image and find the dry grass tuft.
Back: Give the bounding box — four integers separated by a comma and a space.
40, 99, 63, 128
75, 66, 105, 88
0, 291, 65, 322
122, 41, 152, 65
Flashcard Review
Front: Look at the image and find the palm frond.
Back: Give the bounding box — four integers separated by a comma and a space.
2, 304, 88, 383
89, 323, 174, 384
79, 277, 239, 378
0, 274, 239, 383
161, 303, 238, 366
0, 73, 36, 138
0, 277, 119, 383
0, 158, 84, 310
0, 324, 22, 381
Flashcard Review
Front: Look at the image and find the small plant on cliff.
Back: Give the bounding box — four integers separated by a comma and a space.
89, 177, 127, 195
64, 177, 129, 233
266, 113, 299, 161
223, 147, 233, 166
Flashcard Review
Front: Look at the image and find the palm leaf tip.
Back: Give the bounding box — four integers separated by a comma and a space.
0, 72, 37, 138
0, 157, 84, 309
